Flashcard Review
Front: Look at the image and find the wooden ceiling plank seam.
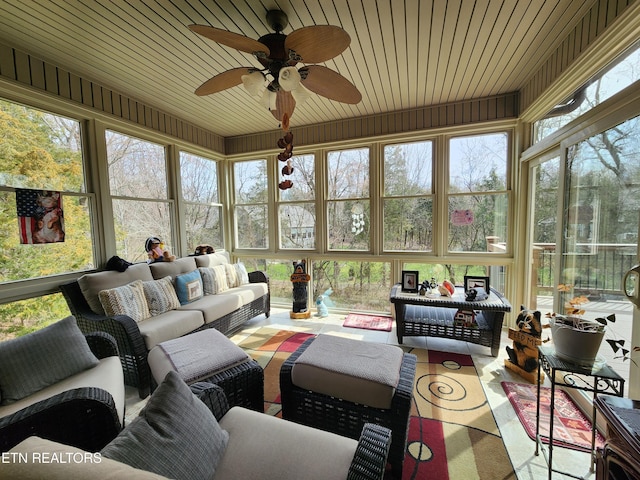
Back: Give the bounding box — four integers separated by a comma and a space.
377, 0, 402, 111
403, 0, 420, 110
478, 0, 539, 96
414, 0, 433, 107
449, 0, 493, 101
467, 0, 522, 99
433, 0, 464, 104
425, 0, 447, 105
439, 0, 474, 104
390, 0, 411, 110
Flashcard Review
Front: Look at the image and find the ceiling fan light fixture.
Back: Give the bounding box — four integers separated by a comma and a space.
241, 71, 266, 96
278, 66, 301, 91
291, 84, 311, 105
260, 89, 277, 110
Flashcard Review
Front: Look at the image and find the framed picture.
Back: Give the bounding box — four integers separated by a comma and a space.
464, 276, 490, 293
402, 271, 419, 293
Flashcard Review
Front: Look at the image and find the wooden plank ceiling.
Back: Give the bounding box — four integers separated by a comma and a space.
0, 0, 596, 138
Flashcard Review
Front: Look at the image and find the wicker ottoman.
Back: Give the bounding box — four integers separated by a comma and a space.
280, 335, 416, 479
148, 329, 264, 411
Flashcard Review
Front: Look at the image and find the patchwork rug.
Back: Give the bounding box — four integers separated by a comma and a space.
238, 327, 516, 480
502, 381, 604, 452
343, 313, 393, 332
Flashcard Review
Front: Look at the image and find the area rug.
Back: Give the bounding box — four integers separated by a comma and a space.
238, 327, 515, 480
343, 313, 393, 331
501, 381, 604, 452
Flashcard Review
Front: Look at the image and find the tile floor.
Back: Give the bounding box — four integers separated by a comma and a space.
126, 307, 597, 479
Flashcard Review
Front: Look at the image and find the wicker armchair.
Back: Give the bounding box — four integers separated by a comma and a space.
191, 382, 392, 480
0, 332, 123, 453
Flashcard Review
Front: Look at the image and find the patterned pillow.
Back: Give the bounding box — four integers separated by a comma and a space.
174, 270, 203, 305
101, 370, 228, 479
198, 267, 215, 295
224, 263, 239, 288
99, 280, 150, 322
143, 276, 181, 316
212, 264, 229, 292
0, 316, 99, 405
235, 262, 250, 285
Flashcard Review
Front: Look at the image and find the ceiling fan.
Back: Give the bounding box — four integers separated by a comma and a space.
189, 9, 362, 123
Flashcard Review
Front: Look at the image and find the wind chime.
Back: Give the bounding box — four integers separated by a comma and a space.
277, 113, 294, 190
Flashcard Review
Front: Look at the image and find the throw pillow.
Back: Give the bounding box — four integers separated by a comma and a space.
235, 262, 250, 285
98, 280, 150, 322
174, 270, 203, 305
212, 264, 229, 292
101, 370, 228, 480
0, 316, 99, 405
142, 276, 181, 316
198, 267, 216, 295
224, 263, 239, 288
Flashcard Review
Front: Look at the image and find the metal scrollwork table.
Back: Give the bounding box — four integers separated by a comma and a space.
535, 345, 625, 480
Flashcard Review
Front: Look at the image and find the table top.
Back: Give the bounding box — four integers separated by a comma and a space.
389, 283, 511, 312
538, 345, 625, 381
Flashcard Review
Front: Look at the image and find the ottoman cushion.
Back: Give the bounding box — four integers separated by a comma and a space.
291, 334, 403, 409
148, 329, 250, 385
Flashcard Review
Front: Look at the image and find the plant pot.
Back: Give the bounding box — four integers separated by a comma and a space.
550, 316, 605, 366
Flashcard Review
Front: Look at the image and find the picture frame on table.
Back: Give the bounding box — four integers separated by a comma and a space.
401, 271, 419, 293
464, 276, 490, 293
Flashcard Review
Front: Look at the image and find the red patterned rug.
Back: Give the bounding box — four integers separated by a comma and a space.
501, 381, 604, 452
343, 313, 393, 331
238, 327, 515, 480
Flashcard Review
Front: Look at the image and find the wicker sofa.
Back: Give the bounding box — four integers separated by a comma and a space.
0, 317, 124, 453
60, 251, 270, 398
4, 374, 391, 480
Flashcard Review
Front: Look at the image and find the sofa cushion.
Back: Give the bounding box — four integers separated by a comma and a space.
102, 371, 228, 480
174, 269, 203, 305
99, 280, 150, 322
78, 263, 153, 315
0, 316, 99, 405
180, 294, 242, 325
6, 437, 167, 479
225, 283, 268, 305
0, 356, 125, 425
216, 406, 357, 480
136, 309, 205, 350
149, 257, 197, 280
143, 276, 180, 315
198, 265, 230, 294
193, 251, 231, 268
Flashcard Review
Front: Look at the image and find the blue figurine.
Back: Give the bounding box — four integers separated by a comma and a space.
315, 288, 334, 317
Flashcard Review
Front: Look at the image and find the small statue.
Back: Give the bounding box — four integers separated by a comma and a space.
315, 288, 334, 317
419, 281, 428, 296
290, 260, 311, 319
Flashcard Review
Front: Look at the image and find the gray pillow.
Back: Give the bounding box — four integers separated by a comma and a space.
0, 316, 99, 405
101, 370, 228, 480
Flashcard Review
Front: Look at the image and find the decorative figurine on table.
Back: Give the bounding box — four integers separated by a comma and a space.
145, 236, 175, 263
290, 260, 311, 319
315, 288, 334, 317
419, 281, 428, 296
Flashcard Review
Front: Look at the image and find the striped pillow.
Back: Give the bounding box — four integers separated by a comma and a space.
143, 276, 180, 316
212, 265, 229, 292
99, 280, 150, 322
224, 263, 239, 288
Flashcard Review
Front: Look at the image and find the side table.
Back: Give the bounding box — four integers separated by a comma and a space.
535, 345, 625, 480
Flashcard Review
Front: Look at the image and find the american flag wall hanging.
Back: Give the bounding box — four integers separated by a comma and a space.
15, 188, 65, 244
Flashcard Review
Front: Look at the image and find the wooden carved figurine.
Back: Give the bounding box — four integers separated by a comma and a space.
504, 306, 546, 383
290, 260, 311, 319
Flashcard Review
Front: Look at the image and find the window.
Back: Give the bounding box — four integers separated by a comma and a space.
233, 159, 268, 249
534, 42, 640, 142
327, 148, 370, 251
180, 152, 223, 251
0, 99, 95, 282
383, 141, 433, 251
106, 130, 172, 262
278, 154, 316, 249
448, 133, 508, 253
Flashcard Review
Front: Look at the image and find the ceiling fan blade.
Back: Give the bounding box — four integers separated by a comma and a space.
189, 24, 270, 56
195, 67, 252, 96
285, 25, 350, 63
271, 90, 296, 122
300, 65, 362, 104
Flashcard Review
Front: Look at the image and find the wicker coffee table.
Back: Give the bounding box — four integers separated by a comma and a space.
390, 283, 511, 356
